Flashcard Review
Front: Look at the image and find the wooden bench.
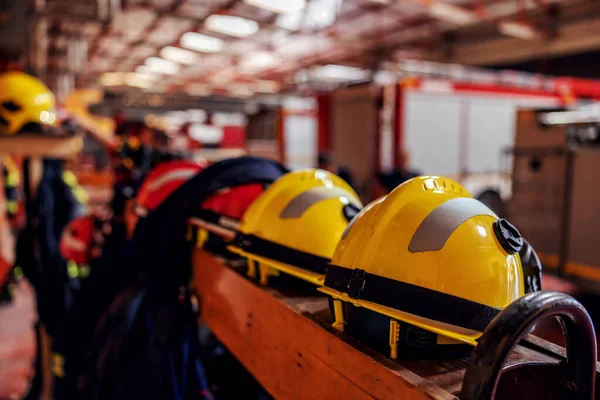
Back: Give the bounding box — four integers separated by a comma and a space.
193, 250, 600, 399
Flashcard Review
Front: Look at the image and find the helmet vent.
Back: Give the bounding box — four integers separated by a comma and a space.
422, 178, 466, 195
0, 114, 8, 127
1, 101, 20, 112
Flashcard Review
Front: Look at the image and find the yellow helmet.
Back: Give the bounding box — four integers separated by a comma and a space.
320, 176, 525, 358
0, 72, 57, 135
230, 169, 362, 286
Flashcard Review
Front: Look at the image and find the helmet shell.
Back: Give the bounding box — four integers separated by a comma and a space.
0, 72, 57, 134
234, 169, 362, 284
324, 176, 524, 345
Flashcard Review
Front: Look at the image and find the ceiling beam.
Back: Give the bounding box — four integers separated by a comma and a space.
425, 15, 600, 65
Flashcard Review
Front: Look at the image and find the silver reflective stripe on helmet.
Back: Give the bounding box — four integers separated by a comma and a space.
147, 168, 198, 192
408, 197, 497, 253
279, 186, 357, 219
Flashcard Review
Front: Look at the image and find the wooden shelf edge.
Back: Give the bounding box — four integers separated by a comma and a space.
0, 135, 83, 158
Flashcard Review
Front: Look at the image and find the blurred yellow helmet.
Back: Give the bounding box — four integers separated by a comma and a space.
320, 176, 525, 358
230, 169, 362, 286
0, 72, 57, 135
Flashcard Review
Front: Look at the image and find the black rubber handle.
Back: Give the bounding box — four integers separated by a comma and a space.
461, 291, 596, 400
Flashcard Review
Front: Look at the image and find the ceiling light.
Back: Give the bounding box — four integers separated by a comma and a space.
205, 15, 259, 38
124, 72, 154, 89
209, 69, 235, 86
276, 0, 340, 31
498, 21, 538, 40
99, 72, 125, 86
144, 57, 180, 75
135, 65, 161, 79
428, 2, 478, 25
254, 80, 281, 93
239, 52, 279, 73
320, 64, 370, 81
180, 32, 224, 53
245, 0, 306, 14
160, 46, 199, 65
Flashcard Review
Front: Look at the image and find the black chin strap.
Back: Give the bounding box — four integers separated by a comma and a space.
325, 265, 501, 333
234, 233, 330, 275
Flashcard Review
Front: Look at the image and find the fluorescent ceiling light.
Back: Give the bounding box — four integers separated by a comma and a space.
124, 72, 154, 89
320, 64, 370, 81
254, 80, 281, 93
276, 0, 340, 31
239, 52, 279, 73
498, 21, 538, 40
144, 57, 180, 75
205, 15, 259, 38
135, 65, 161, 79
180, 32, 224, 53
276, 12, 303, 31
245, 0, 306, 14
428, 2, 478, 25
160, 46, 199, 65
99, 72, 124, 86
209, 69, 235, 85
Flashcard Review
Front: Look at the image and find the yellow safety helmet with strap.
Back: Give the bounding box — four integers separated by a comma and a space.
320, 176, 525, 358
0, 72, 57, 135
230, 169, 362, 286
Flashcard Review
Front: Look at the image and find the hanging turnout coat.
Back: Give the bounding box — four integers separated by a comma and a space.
79, 156, 288, 400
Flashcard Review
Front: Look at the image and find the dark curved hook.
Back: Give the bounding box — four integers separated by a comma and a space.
461, 291, 596, 400
519, 239, 543, 293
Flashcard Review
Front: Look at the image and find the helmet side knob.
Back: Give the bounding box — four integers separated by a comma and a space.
493, 219, 523, 255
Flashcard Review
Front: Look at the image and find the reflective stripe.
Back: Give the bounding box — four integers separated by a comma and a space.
280, 187, 357, 219
147, 169, 198, 192
408, 197, 496, 253
188, 217, 236, 240
62, 232, 87, 252
132, 203, 149, 218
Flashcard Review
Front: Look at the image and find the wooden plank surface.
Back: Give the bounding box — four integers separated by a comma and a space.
192, 250, 589, 399
193, 250, 455, 400
0, 135, 83, 158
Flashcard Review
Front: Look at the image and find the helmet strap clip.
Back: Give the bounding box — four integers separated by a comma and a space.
347, 269, 366, 298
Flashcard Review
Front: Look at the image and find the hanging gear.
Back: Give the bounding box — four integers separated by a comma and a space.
14, 159, 89, 399
126, 160, 206, 238
62, 170, 89, 210
53, 160, 202, 398
230, 169, 362, 286
320, 176, 533, 358
52, 211, 130, 400
2, 155, 20, 217
60, 216, 94, 265
79, 279, 213, 400
132, 156, 288, 285
0, 72, 57, 135
16, 159, 88, 337
80, 157, 287, 399
190, 183, 266, 259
